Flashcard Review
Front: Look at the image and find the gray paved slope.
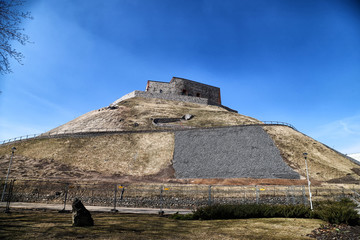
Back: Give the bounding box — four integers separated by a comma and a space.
173, 126, 300, 179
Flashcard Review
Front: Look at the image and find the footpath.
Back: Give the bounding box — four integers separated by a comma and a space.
0, 202, 192, 215
3, 201, 358, 215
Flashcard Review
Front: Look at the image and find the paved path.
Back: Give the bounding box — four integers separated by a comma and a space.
0, 202, 192, 215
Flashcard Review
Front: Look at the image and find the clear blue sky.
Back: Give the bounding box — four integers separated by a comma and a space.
1, 0, 359, 154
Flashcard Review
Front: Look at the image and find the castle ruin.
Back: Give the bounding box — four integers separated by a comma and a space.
111, 77, 236, 111
145, 77, 221, 105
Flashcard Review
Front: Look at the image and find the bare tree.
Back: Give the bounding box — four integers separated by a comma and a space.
0, 0, 32, 74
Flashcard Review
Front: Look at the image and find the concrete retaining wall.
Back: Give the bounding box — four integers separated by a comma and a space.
173, 126, 300, 179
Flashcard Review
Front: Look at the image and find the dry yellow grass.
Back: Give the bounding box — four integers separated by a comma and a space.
0, 209, 325, 240
0, 132, 174, 179
263, 125, 360, 182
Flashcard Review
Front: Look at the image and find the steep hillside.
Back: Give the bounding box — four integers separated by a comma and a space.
0, 132, 174, 181
0, 97, 359, 184
263, 126, 360, 183
0, 97, 260, 182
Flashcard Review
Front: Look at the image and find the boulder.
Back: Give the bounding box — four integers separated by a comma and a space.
182, 114, 194, 121
72, 198, 94, 227
107, 105, 118, 110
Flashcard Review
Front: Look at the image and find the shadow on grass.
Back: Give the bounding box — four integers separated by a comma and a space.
0, 208, 325, 240
0, 209, 193, 240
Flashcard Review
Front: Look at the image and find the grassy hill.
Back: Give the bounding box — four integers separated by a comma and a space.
1, 97, 359, 184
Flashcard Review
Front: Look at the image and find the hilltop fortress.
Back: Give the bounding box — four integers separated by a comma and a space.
146, 77, 221, 104
111, 77, 236, 112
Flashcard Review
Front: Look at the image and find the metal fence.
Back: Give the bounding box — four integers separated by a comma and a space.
0, 121, 298, 145
1, 179, 359, 210
1, 134, 40, 145
262, 121, 297, 131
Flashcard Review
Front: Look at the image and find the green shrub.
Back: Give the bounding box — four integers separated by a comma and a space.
169, 212, 195, 220
312, 199, 360, 225
188, 199, 359, 225
192, 204, 311, 220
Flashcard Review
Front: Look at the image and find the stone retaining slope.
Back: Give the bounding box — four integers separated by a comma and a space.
173, 126, 300, 179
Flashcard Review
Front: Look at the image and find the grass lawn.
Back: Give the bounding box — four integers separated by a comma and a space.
0, 208, 325, 239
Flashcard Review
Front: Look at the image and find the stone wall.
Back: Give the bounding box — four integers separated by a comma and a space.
171, 77, 221, 105
173, 126, 300, 179
111, 90, 210, 106
146, 81, 175, 94
111, 91, 137, 105
12, 181, 315, 209
146, 77, 221, 105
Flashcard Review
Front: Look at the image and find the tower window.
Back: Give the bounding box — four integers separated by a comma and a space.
182, 89, 187, 95
160, 89, 163, 93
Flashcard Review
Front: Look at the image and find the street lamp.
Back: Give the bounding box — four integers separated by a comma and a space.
1, 147, 16, 202
303, 152, 313, 210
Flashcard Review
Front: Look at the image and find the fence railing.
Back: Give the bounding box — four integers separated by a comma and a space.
0, 121, 297, 145
1, 179, 358, 210
262, 121, 297, 130
0, 134, 40, 145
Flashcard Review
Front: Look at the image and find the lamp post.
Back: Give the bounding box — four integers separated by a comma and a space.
1, 147, 16, 202
303, 152, 313, 210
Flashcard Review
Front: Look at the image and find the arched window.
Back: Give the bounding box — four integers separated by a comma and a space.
196, 93, 201, 97
181, 89, 187, 95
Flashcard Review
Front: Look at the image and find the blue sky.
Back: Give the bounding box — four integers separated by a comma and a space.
1, 0, 360, 154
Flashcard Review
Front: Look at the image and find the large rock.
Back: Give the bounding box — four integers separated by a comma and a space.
182, 114, 194, 120
72, 198, 94, 227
